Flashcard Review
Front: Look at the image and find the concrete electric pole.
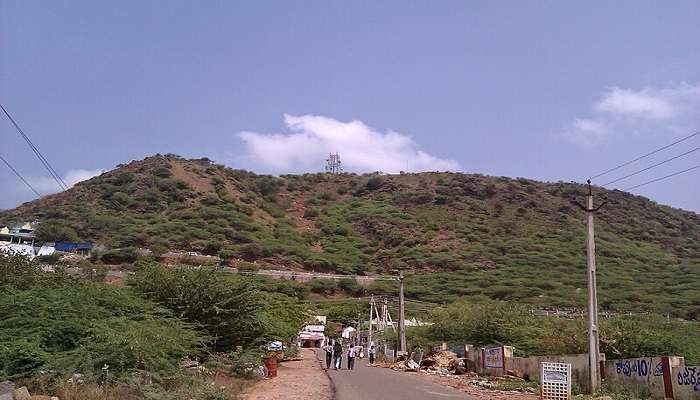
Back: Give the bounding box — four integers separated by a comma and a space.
368, 295, 374, 348
356, 312, 361, 346
397, 270, 407, 355
574, 180, 606, 392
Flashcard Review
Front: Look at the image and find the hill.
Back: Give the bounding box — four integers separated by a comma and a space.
1, 154, 699, 318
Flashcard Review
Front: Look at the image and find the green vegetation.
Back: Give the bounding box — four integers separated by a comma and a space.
0, 255, 307, 399
418, 302, 700, 363
0, 155, 698, 319
128, 263, 306, 351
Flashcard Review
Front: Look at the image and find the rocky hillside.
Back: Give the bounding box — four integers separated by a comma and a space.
2, 154, 699, 317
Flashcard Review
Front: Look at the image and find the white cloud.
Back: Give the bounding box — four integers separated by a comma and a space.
562, 82, 700, 147
594, 87, 678, 120
31, 168, 105, 193
238, 114, 461, 173
562, 118, 610, 148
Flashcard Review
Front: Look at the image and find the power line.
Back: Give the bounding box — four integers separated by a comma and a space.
590, 130, 700, 181
601, 146, 700, 187
624, 164, 700, 191
0, 154, 42, 197
1, 103, 69, 191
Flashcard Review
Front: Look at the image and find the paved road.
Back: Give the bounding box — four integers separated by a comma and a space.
314, 350, 478, 400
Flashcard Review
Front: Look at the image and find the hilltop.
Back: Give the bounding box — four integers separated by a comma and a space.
1, 154, 699, 317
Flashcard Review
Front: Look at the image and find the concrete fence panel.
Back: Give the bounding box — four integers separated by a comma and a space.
672, 365, 700, 400
604, 357, 685, 399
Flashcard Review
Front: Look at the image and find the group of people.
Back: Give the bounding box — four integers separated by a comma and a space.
322, 340, 377, 370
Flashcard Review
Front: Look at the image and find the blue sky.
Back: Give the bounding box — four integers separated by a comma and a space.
1, 1, 699, 211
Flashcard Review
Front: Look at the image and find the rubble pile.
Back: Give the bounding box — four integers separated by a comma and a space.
390, 354, 415, 371
420, 351, 466, 375
384, 350, 538, 399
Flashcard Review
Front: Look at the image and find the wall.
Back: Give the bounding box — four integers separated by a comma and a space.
509, 354, 592, 393
672, 365, 700, 400
604, 357, 668, 398
603, 357, 685, 399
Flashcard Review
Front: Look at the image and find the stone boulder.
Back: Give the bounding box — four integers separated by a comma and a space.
0, 380, 14, 400
14, 386, 31, 400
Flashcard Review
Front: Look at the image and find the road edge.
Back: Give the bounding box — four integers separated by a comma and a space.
313, 348, 338, 400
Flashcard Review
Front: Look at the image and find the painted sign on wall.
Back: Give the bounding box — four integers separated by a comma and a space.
614, 358, 664, 378
484, 346, 504, 369
676, 366, 700, 392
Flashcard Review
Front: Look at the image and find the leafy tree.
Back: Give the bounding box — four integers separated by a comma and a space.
128, 264, 270, 350
35, 220, 80, 242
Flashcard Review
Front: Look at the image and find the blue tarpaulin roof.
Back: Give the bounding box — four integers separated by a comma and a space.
55, 241, 93, 252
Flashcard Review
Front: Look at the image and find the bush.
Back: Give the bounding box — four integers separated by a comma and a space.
129, 264, 270, 351
303, 208, 320, 218
0, 257, 206, 380
101, 247, 138, 264
308, 278, 337, 295
202, 240, 223, 256
0, 338, 47, 379
37, 253, 61, 264
239, 243, 270, 261
365, 177, 384, 191
152, 166, 172, 178
72, 316, 204, 376
35, 220, 80, 242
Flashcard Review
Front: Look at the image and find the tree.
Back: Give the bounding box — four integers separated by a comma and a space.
34, 220, 80, 242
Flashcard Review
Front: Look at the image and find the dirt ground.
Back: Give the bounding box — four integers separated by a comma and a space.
241, 348, 333, 400
420, 373, 539, 400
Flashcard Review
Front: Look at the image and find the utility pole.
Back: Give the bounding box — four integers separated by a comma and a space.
574, 180, 606, 393
356, 312, 361, 346
397, 270, 407, 354
381, 298, 387, 331
368, 295, 374, 348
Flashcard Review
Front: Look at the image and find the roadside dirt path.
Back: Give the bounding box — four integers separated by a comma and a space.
241, 348, 333, 400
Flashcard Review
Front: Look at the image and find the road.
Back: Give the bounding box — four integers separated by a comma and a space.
314, 350, 478, 400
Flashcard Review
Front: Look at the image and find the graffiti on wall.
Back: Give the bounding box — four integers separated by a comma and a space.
677, 366, 700, 392
614, 358, 664, 378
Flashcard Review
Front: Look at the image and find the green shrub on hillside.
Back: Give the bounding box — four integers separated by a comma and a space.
128, 264, 303, 351
0, 256, 205, 381
35, 220, 81, 242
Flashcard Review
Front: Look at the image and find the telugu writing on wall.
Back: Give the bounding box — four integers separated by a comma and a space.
615, 358, 664, 378
677, 366, 700, 392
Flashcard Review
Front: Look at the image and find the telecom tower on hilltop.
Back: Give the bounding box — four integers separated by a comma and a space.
324, 152, 343, 174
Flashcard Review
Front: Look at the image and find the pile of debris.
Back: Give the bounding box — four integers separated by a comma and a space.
420, 351, 467, 375
391, 354, 419, 371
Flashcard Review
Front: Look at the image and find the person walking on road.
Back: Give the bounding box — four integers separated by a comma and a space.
368, 344, 376, 365
333, 341, 343, 370
323, 341, 334, 369
347, 344, 357, 370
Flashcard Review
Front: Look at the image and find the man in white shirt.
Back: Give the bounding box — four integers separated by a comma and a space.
347, 344, 357, 370
322, 341, 334, 369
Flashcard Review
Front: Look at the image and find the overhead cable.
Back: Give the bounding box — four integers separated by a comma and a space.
624, 164, 700, 191
590, 130, 700, 181
1, 103, 68, 190
602, 147, 700, 186
0, 154, 41, 197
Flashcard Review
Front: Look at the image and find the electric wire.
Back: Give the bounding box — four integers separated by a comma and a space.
601, 146, 700, 187
0, 154, 42, 197
590, 130, 700, 181
624, 164, 700, 191
1, 103, 69, 190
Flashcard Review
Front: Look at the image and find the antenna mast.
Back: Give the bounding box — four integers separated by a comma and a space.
325, 153, 343, 174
